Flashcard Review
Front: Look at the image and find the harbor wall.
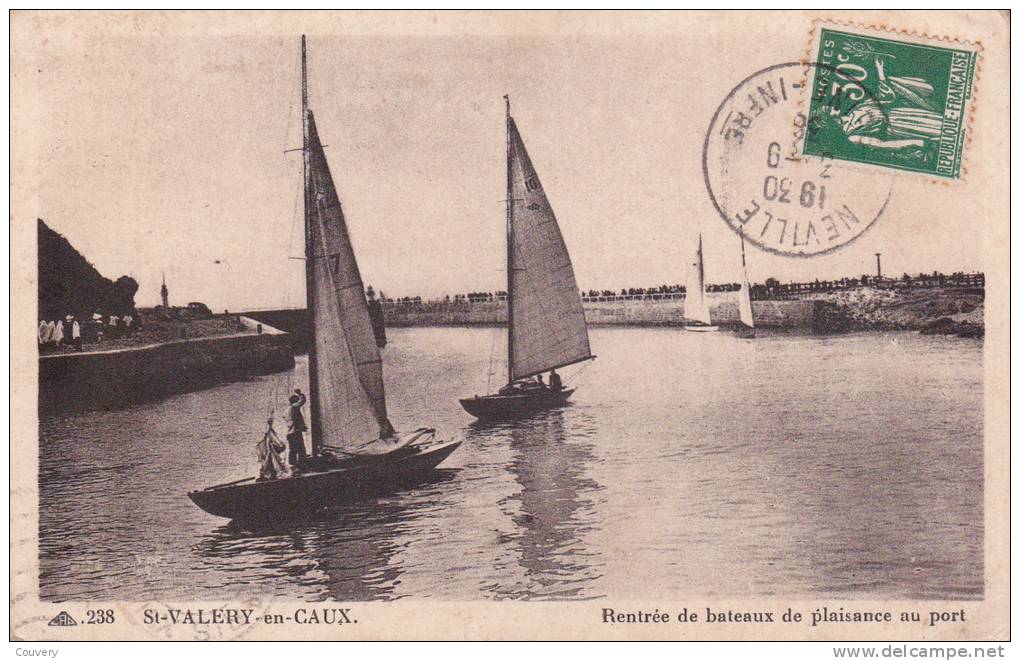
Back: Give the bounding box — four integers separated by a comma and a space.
233, 287, 982, 361
245, 295, 820, 336
39, 319, 294, 413
381, 295, 819, 328
244, 309, 314, 352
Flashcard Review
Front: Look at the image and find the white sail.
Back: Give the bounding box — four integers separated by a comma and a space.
306, 111, 394, 450
507, 116, 592, 382
685, 234, 712, 325
738, 233, 754, 329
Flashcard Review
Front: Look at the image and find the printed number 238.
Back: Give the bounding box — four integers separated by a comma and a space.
87, 609, 115, 624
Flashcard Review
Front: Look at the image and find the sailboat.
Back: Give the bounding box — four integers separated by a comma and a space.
684, 233, 719, 332
459, 97, 595, 420
736, 230, 756, 338
188, 37, 460, 522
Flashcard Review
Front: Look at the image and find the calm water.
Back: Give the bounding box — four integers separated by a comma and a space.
39, 327, 983, 602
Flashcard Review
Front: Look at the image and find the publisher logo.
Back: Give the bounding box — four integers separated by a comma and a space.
47, 611, 78, 627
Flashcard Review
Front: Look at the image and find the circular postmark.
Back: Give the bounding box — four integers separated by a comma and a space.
703, 62, 894, 257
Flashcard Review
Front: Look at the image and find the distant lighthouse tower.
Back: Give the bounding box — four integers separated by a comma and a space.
160, 272, 169, 308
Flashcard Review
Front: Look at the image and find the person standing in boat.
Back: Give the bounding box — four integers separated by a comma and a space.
548, 369, 562, 391
257, 417, 287, 481
286, 389, 308, 471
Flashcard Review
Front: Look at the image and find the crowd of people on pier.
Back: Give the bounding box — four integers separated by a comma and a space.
750, 270, 984, 300
375, 271, 985, 308
37, 311, 139, 353
377, 291, 510, 305
458, 291, 508, 303
383, 295, 423, 305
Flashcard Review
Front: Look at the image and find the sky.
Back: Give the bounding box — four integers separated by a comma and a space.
14, 12, 989, 312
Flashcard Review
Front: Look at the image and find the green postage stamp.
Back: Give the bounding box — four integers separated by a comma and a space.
803, 22, 979, 179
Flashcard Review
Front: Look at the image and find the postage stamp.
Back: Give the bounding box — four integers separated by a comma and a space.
803, 21, 980, 179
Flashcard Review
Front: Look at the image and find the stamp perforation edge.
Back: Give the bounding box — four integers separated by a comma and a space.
794, 16, 983, 185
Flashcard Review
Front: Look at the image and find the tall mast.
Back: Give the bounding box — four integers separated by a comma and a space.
740, 228, 747, 270
738, 226, 754, 331
697, 233, 705, 295
504, 94, 515, 385
302, 35, 323, 457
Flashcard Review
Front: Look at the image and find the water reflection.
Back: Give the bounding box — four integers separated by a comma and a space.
194, 472, 459, 601
467, 408, 604, 599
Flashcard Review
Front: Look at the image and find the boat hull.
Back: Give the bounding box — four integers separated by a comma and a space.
459, 388, 575, 419
187, 439, 461, 522
684, 325, 719, 332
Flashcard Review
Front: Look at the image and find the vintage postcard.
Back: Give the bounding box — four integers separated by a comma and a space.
9, 10, 1009, 642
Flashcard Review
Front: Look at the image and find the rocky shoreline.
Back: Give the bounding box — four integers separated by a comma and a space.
810, 287, 984, 338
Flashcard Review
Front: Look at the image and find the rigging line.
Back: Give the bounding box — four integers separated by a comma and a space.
282, 42, 302, 159
288, 177, 301, 269
563, 356, 594, 386
284, 54, 303, 278
280, 50, 300, 251
276, 47, 304, 420
273, 373, 280, 421
283, 102, 294, 162
486, 323, 499, 394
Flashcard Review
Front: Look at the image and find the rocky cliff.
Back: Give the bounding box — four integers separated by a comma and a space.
38, 218, 138, 319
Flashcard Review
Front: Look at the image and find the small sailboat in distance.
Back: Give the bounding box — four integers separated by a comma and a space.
188, 36, 460, 523
459, 96, 595, 420
736, 229, 756, 338
684, 233, 719, 332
